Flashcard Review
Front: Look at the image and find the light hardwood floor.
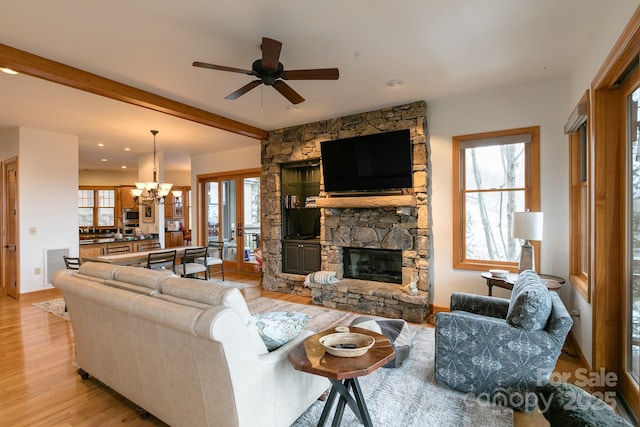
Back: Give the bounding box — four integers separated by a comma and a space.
0, 271, 582, 426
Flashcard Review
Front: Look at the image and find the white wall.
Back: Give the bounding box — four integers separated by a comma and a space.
430, 77, 570, 306
190, 144, 261, 245
16, 127, 79, 294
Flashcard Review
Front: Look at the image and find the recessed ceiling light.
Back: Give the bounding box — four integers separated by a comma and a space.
386, 79, 403, 88
121, 165, 127, 169
287, 105, 299, 111
98, 143, 104, 147
0, 67, 19, 75
124, 147, 131, 151
101, 158, 108, 162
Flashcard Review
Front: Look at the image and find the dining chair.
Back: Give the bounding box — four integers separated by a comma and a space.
103, 245, 131, 255
197, 241, 225, 281
137, 241, 161, 252
146, 249, 177, 273
63, 255, 81, 270
175, 246, 207, 279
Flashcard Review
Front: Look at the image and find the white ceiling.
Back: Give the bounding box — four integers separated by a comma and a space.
0, 0, 604, 172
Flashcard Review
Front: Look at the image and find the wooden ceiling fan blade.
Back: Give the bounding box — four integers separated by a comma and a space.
261, 37, 282, 72
225, 80, 262, 100
281, 68, 339, 80
193, 61, 256, 76
273, 80, 305, 104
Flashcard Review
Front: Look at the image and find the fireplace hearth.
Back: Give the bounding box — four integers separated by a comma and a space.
344, 247, 402, 284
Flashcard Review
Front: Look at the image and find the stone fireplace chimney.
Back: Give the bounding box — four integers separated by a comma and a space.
260, 101, 431, 323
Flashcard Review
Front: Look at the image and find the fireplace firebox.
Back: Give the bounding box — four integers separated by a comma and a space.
343, 247, 402, 284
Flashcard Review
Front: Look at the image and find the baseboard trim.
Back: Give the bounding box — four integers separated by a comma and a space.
565, 330, 591, 371
18, 288, 62, 302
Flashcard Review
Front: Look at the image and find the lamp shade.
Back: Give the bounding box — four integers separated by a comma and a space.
512, 211, 544, 241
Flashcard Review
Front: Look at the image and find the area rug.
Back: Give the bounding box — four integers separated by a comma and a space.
247, 298, 514, 427
33, 298, 69, 321
208, 278, 260, 290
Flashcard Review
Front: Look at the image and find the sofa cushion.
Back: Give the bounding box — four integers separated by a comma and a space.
507, 270, 552, 330
250, 311, 311, 351
350, 316, 413, 368
160, 277, 252, 322
78, 261, 122, 281
160, 277, 268, 355
113, 265, 175, 290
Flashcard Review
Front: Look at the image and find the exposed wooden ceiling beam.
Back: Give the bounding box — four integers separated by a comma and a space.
0, 43, 268, 140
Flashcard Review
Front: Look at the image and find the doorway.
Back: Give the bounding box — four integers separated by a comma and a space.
3, 158, 17, 299
199, 169, 261, 273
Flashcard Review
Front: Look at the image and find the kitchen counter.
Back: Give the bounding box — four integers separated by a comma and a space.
78, 236, 160, 261
79, 236, 156, 245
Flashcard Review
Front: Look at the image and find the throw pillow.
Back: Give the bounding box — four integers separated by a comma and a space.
250, 311, 311, 351
349, 316, 413, 368
303, 270, 339, 287
506, 271, 552, 330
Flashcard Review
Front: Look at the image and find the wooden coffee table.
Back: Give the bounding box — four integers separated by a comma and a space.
288, 326, 394, 427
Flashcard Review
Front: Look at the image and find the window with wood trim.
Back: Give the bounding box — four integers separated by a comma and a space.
78, 187, 115, 228
566, 91, 590, 302
453, 127, 541, 271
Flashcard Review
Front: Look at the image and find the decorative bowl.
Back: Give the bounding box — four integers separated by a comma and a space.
319, 332, 375, 357
489, 269, 508, 278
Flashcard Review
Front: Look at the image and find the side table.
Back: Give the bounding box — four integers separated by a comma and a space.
480, 272, 565, 296
288, 326, 394, 427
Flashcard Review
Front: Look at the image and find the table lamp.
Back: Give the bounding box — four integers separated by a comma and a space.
512, 211, 543, 272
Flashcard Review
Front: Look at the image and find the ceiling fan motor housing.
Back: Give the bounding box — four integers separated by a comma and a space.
252, 59, 283, 86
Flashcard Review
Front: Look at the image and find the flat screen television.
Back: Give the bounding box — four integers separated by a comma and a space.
320, 129, 412, 193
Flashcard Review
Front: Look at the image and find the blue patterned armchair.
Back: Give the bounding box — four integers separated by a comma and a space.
435, 271, 573, 412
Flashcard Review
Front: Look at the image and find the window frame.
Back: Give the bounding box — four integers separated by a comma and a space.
567, 91, 591, 302
452, 126, 541, 272
78, 186, 116, 229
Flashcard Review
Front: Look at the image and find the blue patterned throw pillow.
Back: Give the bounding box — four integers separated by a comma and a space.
506, 270, 552, 330
250, 311, 311, 351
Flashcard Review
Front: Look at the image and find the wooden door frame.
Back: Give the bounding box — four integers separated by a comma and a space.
590, 6, 640, 416
197, 168, 261, 273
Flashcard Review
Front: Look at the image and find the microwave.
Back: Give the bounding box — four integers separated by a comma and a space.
124, 209, 139, 221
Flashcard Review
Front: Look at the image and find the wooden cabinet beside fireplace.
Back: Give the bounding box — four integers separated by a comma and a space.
283, 240, 321, 274
281, 161, 321, 274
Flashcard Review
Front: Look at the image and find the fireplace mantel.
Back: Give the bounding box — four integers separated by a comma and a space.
315, 194, 416, 209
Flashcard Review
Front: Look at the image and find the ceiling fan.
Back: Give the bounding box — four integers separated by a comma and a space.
193, 37, 339, 105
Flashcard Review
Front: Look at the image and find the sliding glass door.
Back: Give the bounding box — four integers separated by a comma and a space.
200, 169, 261, 273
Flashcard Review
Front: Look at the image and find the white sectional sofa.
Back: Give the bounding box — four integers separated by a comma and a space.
52, 262, 328, 427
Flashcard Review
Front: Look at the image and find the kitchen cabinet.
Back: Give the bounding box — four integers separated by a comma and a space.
164, 187, 184, 219
165, 231, 183, 248
283, 241, 321, 274
119, 186, 136, 210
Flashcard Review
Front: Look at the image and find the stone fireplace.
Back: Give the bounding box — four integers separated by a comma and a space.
260, 101, 432, 323
344, 247, 402, 284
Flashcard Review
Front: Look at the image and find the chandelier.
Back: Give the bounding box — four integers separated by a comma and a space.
130, 130, 182, 205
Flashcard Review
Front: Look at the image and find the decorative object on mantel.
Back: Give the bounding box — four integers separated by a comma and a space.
130, 130, 183, 206
512, 210, 543, 272
303, 270, 339, 286
400, 274, 419, 296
